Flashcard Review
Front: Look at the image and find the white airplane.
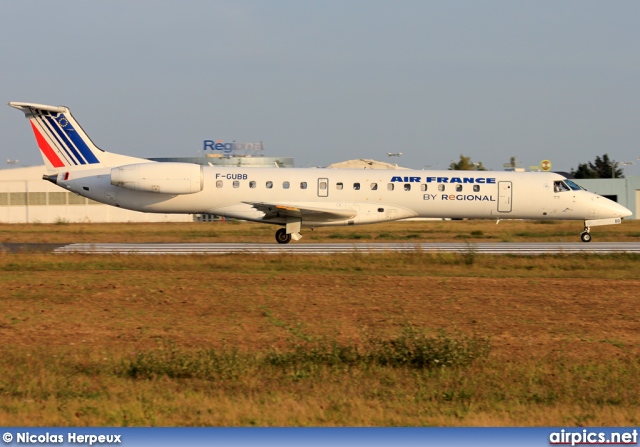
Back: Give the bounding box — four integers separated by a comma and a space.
9, 102, 632, 244
387, 152, 403, 157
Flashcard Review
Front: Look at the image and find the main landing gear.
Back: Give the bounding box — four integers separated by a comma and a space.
275, 228, 292, 244
275, 221, 303, 244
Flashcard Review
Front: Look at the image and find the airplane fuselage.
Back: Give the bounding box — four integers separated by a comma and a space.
57, 167, 627, 227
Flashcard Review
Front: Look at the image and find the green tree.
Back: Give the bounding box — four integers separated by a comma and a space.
571, 154, 624, 179
449, 154, 487, 171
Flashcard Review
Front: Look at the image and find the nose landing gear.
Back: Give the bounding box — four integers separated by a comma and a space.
579, 217, 625, 243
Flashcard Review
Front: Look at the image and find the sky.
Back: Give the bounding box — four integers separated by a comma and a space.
1, 1, 639, 175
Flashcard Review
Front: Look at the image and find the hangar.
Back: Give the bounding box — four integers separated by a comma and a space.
0, 165, 192, 224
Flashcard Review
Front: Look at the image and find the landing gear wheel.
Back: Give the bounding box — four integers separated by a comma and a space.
580, 232, 592, 243
275, 228, 292, 244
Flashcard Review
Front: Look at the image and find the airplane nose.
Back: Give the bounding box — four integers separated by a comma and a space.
619, 204, 633, 218
606, 200, 632, 218
592, 195, 632, 219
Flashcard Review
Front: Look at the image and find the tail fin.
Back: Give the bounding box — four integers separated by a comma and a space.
9, 102, 105, 172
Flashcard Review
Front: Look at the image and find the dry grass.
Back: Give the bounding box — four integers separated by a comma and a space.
0, 220, 638, 426
1, 218, 640, 244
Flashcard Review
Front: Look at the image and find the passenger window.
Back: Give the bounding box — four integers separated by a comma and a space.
421, 184, 427, 191
353, 183, 360, 190
473, 185, 480, 192
216, 180, 223, 188
233, 180, 240, 188
249, 181, 256, 189
404, 184, 411, 191
300, 182, 307, 189
438, 184, 445, 192
387, 183, 394, 191
320, 181, 327, 190
283, 181, 290, 189
336, 182, 343, 190
266, 181, 273, 189
456, 184, 462, 192
370, 183, 378, 190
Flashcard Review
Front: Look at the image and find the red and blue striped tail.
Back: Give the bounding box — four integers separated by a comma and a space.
9, 102, 103, 172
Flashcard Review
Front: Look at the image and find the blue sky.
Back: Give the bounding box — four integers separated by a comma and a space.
1, 1, 639, 174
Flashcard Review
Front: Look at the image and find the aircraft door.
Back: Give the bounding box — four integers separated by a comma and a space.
497, 181, 512, 213
317, 178, 329, 197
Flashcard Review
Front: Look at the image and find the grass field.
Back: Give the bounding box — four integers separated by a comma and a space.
0, 220, 638, 426
2, 217, 640, 244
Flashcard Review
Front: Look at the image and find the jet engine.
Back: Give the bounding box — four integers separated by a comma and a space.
110, 163, 203, 194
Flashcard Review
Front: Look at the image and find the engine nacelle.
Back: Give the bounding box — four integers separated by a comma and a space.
110, 163, 203, 194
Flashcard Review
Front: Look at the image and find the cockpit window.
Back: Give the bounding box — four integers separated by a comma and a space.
553, 181, 570, 193
564, 179, 585, 191
554, 180, 584, 192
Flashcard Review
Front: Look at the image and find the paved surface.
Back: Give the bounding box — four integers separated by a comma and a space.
0, 243, 66, 253
48, 242, 640, 255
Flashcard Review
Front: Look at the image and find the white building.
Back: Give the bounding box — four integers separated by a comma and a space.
0, 165, 192, 223
0, 154, 295, 224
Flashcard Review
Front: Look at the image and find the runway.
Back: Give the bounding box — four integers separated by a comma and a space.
49, 242, 640, 255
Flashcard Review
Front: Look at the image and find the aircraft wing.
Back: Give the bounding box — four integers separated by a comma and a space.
244, 202, 356, 222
